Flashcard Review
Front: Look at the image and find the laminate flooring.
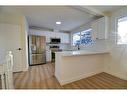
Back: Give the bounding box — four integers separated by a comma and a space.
13, 63, 127, 89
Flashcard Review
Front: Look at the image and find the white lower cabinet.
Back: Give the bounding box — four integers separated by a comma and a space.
46, 50, 51, 62
46, 36, 50, 43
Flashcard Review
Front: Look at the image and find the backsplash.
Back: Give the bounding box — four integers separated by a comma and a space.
63, 39, 109, 51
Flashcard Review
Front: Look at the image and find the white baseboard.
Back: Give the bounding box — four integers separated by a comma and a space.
104, 71, 127, 81
56, 71, 102, 85
13, 67, 28, 72
13, 68, 23, 73
22, 67, 28, 71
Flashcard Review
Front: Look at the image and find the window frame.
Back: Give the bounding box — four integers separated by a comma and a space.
117, 16, 127, 45
72, 28, 93, 46
72, 32, 81, 46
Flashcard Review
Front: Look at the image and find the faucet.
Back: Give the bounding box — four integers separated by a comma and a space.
78, 45, 80, 50
76, 44, 80, 50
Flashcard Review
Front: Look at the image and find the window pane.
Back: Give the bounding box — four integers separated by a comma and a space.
73, 32, 80, 46
117, 17, 127, 44
81, 29, 93, 45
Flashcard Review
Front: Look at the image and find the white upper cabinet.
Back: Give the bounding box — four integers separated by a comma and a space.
54, 32, 70, 44
46, 49, 51, 62
91, 17, 108, 40
29, 29, 70, 43
91, 20, 98, 40
60, 33, 70, 44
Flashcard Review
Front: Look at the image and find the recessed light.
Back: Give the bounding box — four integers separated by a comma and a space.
56, 21, 61, 25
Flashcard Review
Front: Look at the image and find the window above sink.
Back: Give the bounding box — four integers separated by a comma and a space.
72, 28, 93, 46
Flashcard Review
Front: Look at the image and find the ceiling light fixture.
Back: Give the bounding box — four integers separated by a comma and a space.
56, 21, 61, 25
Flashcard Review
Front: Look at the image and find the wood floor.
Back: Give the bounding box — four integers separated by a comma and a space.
13, 63, 127, 89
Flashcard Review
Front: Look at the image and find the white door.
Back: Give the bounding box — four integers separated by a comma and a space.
0, 23, 23, 72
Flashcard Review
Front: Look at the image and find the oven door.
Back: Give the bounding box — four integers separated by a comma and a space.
51, 52, 55, 62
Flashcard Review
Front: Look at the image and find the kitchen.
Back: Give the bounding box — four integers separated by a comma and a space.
0, 6, 127, 89
28, 15, 108, 66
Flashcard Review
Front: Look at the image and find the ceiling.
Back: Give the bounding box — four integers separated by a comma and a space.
9, 6, 96, 31
0, 6, 125, 32
87, 6, 125, 13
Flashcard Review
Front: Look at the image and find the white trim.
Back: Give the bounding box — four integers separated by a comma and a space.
22, 67, 29, 71
81, 6, 105, 16
56, 71, 102, 85
104, 71, 127, 81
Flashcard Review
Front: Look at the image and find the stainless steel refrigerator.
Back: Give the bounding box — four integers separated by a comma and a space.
28, 35, 46, 66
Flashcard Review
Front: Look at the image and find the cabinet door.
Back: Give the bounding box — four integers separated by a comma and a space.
46, 50, 51, 62
98, 17, 105, 39
64, 33, 69, 43
91, 21, 98, 40
91, 17, 107, 40
59, 33, 64, 43
61, 33, 69, 43
46, 36, 50, 43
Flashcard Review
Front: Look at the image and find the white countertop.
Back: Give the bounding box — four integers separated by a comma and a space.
55, 50, 110, 56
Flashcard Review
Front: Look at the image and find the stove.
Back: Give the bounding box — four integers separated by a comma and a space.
50, 45, 62, 62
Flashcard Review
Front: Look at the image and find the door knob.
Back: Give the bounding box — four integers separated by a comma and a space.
17, 48, 22, 50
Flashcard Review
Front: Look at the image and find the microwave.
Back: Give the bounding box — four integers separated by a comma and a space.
50, 38, 61, 43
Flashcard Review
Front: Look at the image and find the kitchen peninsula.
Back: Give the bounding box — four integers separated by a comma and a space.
55, 50, 109, 85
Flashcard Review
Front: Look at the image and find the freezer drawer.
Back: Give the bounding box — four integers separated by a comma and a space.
31, 54, 37, 65
36, 54, 46, 64
30, 53, 46, 65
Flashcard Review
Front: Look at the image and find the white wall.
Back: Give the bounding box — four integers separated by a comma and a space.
21, 16, 29, 71
104, 7, 127, 80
